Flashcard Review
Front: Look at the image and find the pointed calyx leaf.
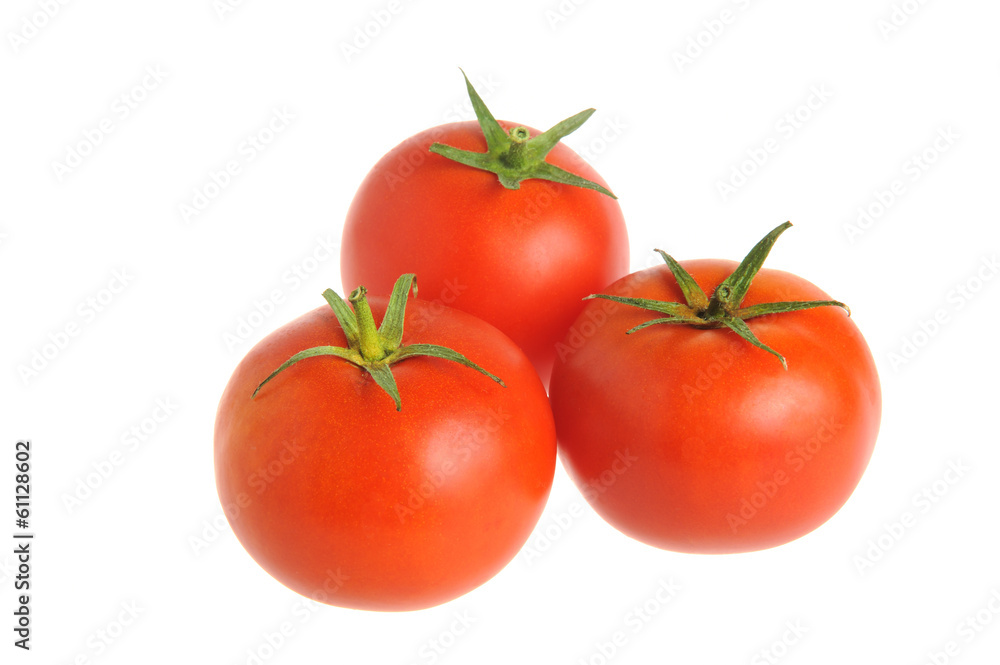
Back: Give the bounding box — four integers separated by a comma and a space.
428, 69, 617, 199
710, 221, 792, 317
322, 289, 359, 346
363, 364, 402, 411
251, 273, 504, 410
252, 346, 361, 399
584, 293, 697, 319
394, 343, 506, 387
377, 273, 417, 354
586, 222, 851, 369
654, 249, 709, 311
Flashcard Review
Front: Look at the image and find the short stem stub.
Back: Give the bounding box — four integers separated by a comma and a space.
510, 127, 531, 142
348, 287, 386, 362
499, 133, 529, 170
702, 286, 735, 321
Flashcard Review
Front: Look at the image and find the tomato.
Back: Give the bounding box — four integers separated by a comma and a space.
214, 277, 555, 611
549, 224, 881, 554
340, 73, 628, 386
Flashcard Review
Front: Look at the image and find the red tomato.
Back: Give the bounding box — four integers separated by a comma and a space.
340, 119, 628, 385
215, 294, 555, 611
549, 258, 881, 554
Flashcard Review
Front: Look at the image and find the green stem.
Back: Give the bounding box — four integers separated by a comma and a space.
348, 287, 386, 362
702, 293, 724, 320
703, 285, 736, 320
500, 130, 530, 169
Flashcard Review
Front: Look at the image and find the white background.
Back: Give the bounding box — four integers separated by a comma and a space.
2, 0, 999, 663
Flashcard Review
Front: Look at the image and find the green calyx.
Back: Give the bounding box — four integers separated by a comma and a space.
251, 274, 505, 410
428, 69, 617, 199
586, 222, 850, 369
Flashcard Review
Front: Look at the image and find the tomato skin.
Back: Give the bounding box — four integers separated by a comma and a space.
549, 260, 882, 554
214, 299, 556, 611
340, 120, 629, 385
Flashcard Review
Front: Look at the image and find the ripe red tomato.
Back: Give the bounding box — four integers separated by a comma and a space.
549, 227, 881, 554
215, 284, 555, 611
340, 76, 628, 386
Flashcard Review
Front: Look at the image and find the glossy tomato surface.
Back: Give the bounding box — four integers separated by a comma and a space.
549, 260, 882, 554
215, 298, 556, 611
340, 120, 629, 385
